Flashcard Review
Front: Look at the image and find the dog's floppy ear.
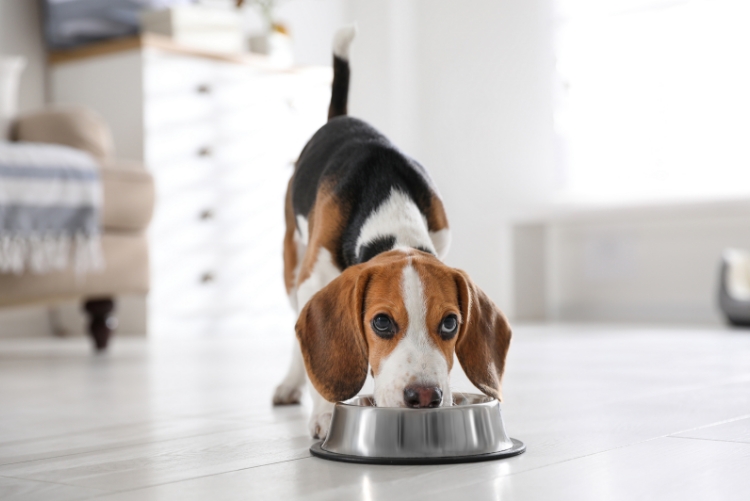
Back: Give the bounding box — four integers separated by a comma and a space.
295, 263, 370, 402
453, 270, 512, 401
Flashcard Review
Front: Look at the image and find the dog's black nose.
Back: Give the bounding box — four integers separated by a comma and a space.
403, 386, 443, 408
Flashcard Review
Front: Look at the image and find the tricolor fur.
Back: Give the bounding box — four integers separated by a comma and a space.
273, 26, 512, 439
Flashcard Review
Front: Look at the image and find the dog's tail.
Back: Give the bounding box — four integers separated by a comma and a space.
328, 24, 356, 120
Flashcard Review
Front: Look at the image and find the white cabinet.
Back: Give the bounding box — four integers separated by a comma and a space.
51, 39, 331, 335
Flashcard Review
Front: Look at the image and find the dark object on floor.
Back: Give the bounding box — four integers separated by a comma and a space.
718, 249, 750, 327
83, 298, 116, 351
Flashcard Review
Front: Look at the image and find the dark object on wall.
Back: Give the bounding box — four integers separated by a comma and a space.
718, 249, 750, 327
42, 0, 194, 50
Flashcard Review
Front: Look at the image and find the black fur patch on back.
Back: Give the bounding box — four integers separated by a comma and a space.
358, 235, 396, 264
414, 246, 436, 256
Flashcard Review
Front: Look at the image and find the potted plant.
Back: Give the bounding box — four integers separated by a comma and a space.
237, 0, 294, 66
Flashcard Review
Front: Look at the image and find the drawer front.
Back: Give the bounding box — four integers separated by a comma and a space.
151, 186, 219, 232
150, 250, 220, 316
151, 156, 217, 197
145, 122, 217, 166
212, 73, 271, 111
150, 223, 219, 271
215, 102, 291, 141
144, 50, 217, 99
150, 192, 219, 258
145, 91, 215, 133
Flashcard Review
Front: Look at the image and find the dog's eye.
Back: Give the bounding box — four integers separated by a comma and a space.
440, 314, 458, 339
371, 314, 395, 338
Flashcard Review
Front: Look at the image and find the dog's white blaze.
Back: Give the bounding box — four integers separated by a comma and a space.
356, 189, 436, 260
373, 264, 452, 407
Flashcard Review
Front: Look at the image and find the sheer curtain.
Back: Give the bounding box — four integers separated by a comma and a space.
554, 0, 750, 204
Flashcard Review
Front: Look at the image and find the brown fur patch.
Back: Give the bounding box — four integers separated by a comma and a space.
296, 184, 345, 287
282, 175, 298, 295
427, 194, 449, 231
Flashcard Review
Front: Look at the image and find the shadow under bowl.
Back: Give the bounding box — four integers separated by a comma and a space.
310, 392, 525, 465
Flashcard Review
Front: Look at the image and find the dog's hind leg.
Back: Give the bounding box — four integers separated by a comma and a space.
273, 178, 308, 406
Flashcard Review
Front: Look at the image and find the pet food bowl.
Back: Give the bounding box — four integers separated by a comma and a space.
310, 392, 525, 465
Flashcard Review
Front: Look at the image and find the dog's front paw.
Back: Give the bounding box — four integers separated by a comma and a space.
308, 411, 333, 439
272, 383, 302, 406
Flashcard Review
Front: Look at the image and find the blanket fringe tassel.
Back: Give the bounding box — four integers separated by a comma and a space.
0, 233, 105, 275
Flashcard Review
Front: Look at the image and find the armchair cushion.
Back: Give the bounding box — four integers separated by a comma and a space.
0, 232, 148, 307
11, 106, 114, 164
102, 160, 154, 232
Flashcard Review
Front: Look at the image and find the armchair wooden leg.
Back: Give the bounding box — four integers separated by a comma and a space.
83, 298, 116, 351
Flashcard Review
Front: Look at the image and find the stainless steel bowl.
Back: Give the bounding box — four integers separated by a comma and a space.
310, 392, 525, 465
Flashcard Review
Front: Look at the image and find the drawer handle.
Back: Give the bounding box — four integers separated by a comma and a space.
200, 272, 215, 284
197, 84, 212, 94
199, 209, 215, 221
198, 146, 212, 157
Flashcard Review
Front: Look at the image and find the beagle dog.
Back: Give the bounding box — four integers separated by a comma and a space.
273, 26, 512, 439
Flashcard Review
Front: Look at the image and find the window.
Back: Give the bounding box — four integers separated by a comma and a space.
555, 0, 750, 203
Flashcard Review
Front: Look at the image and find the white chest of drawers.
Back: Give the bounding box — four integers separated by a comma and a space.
51, 36, 331, 335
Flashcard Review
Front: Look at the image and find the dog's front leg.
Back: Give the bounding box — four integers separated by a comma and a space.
308, 381, 335, 439
272, 339, 306, 405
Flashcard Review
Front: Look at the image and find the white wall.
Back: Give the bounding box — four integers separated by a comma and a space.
0, 0, 47, 111
345, 0, 558, 312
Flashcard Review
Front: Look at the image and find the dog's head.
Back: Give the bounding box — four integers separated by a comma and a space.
295, 249, 511, 408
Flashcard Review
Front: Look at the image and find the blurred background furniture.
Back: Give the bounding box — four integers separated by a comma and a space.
0, 106, 154, 349
719, 248, 750, 327
49, 35, 330, 335
0, 55, 26, 138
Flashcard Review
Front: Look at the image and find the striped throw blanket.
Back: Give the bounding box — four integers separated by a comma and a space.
0, 142, 103, 274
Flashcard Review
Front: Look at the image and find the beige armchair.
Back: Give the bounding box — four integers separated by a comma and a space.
1, 106, 154, 350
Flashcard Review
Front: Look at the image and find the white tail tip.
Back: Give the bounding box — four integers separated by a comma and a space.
333, 24, 357, 61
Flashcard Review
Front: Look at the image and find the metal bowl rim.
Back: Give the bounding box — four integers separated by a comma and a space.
338, 392, 497, 411
313, 438, 526, 465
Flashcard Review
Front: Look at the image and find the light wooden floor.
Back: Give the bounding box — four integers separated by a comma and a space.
1, 323, 750, 500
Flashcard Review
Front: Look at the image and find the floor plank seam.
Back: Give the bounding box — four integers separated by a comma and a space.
664, 413, 750, 437
468, 433, 684, 480
487, 413, 750, 480
0, 421, 161, 449
666, 435, 750, 446
84, 455, 314, 499
0, 472, 110, 492
524, 375, 750, 416
0, 422, 260, 468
